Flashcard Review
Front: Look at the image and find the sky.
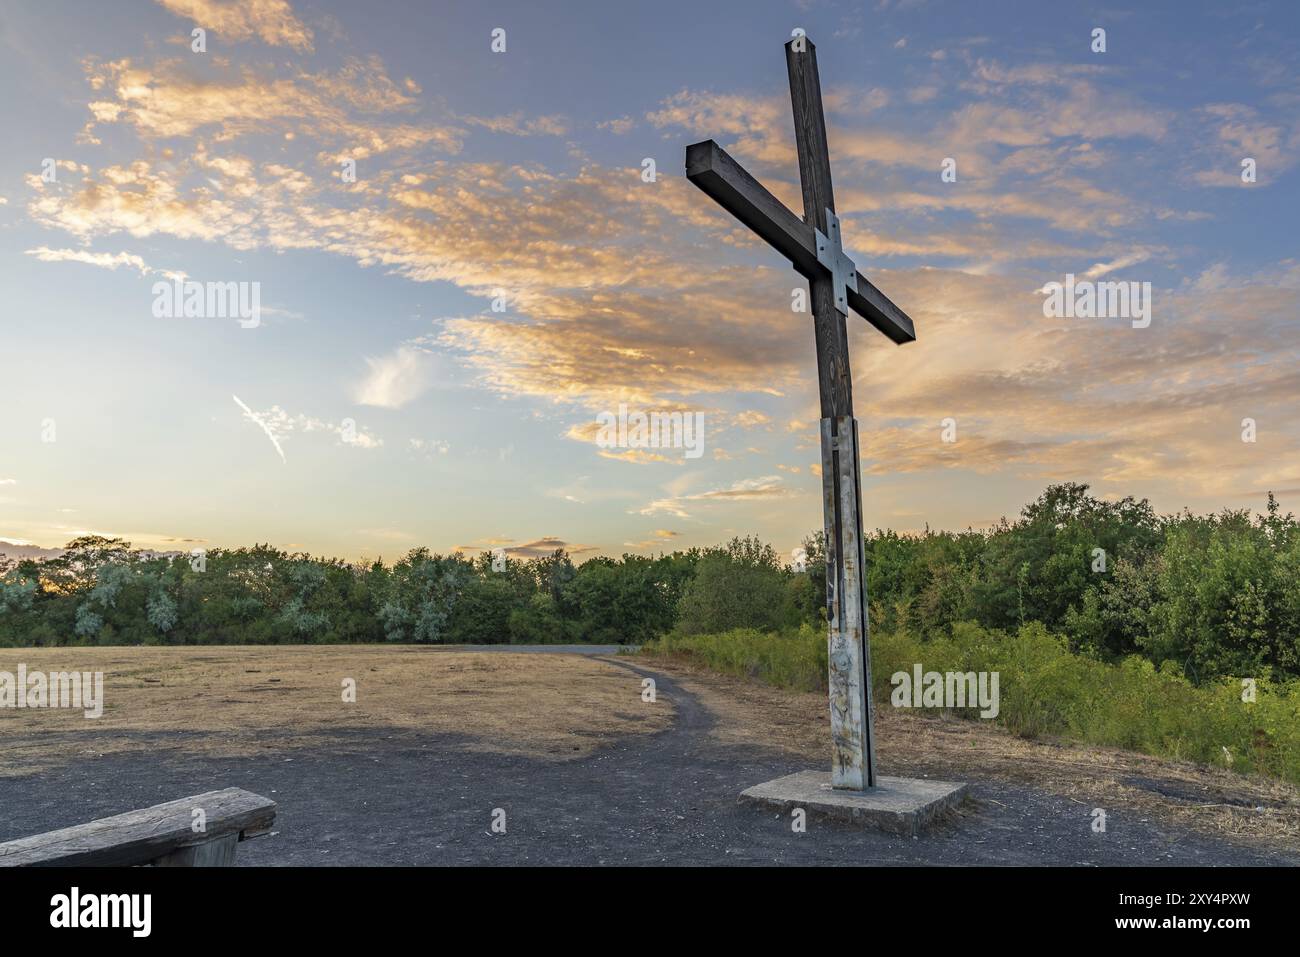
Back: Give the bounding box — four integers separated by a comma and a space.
0, 0, 1297, 564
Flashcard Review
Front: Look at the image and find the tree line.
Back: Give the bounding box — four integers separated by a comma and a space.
2, 483, 1297, 682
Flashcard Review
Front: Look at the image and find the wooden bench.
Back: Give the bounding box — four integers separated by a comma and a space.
0, 788, 276, 867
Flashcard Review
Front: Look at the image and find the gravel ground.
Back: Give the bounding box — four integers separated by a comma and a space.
2, 656, 1295, 866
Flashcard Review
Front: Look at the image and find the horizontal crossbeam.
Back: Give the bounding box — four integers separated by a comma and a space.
685, 139, 916, 345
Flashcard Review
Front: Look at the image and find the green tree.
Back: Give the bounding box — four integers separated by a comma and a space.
675, 537, 794, 634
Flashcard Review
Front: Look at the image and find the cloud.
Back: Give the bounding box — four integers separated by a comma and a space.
1188, 103, 1298, 187
354, 345, 435, 409
598, 449, 683, 465
154, 0, 314, 50
842, 263, 1300, 502
32, 113, 1291, 512
79, 55, 459, 152
462, 113, 570, 137
1081, 248, 1155, 279
648, 89, 795, 168
637, 475, 796, 518
457, 537, 598, 559
624, 528, 681, 549
28, 158, 260, 243
232, 394, 287, 463
408, 437, 449, 456
24, 246, 153, 275
233, 396, 382, 459
598, 116, 635, 135
507, 537, 598, 558
20, 27, 1300, 523
962, 60, 1109, 92
732, 410, 772, 429
27, 50, 1218, 431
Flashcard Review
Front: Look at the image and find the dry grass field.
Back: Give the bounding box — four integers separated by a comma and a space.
0, 646, 671, 777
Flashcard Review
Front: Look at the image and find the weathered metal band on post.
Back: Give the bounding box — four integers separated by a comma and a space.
820, 415, 876, 789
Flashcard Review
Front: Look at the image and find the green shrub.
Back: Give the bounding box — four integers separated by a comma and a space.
647, 622, 1300, 784
655, 624, 826, 691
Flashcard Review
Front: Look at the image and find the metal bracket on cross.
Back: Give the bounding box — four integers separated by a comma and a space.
814, 208, 858, 317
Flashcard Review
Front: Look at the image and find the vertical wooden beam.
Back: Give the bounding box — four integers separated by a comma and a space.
787, 37, 876, 789
785, 38, 852, 420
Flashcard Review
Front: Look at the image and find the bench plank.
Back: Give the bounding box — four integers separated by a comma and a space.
0, 788, 276, 867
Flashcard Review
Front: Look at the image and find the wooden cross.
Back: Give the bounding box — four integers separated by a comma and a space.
685, 37, 917, 790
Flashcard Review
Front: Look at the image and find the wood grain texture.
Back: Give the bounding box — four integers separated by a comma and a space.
0, 787, 276, 867
684, 139, 916, 346
785, 37, 836, 231
849, 271, 916, 345
786, 37, 852, 419
685, 139, 817, 275
155, 832, 240, 867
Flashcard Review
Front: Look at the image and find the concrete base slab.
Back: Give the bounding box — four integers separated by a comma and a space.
740, 770, 968, 836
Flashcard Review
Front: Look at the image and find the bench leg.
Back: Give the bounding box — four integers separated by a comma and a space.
154, 833, 240, 867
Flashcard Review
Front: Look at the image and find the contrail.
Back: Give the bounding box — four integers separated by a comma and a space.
232, 394, 286, 464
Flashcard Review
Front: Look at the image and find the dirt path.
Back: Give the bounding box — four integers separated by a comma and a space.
2, 650, 1296, 865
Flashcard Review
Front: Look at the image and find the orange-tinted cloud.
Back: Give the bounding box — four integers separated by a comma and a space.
154, 0, 314, 51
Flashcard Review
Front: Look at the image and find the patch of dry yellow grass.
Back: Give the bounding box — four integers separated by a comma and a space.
0, 646, 671, 775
